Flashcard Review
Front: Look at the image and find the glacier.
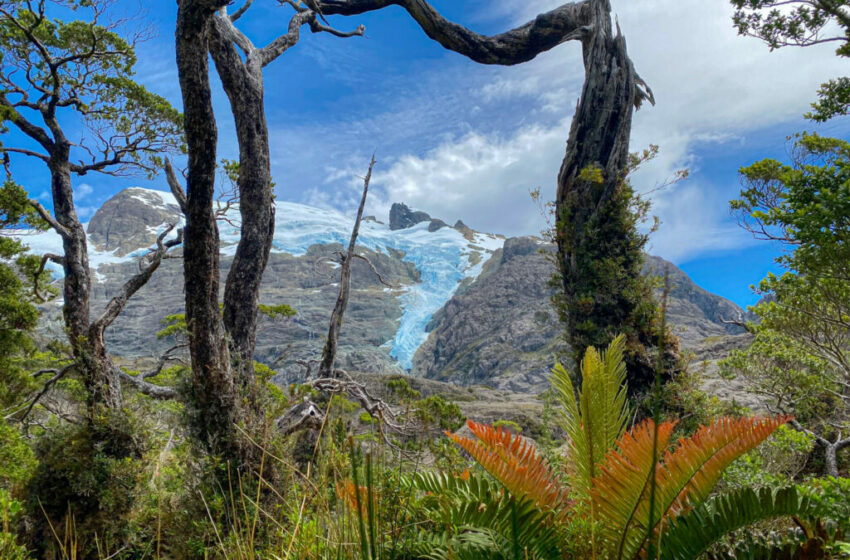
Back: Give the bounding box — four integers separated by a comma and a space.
16, 188, 504, 371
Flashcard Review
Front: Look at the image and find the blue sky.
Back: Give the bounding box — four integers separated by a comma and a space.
9, 0, 850, 308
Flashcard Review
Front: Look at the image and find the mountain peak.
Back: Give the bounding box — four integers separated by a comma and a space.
389, 202, 431, 230
87, 187, 182, 256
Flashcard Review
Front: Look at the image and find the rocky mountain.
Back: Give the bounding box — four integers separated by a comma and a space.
23, 187, 748, 396
411, 237, 746, 392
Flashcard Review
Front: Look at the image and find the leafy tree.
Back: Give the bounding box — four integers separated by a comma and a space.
0, 179, 52, 412
725, 133, 850, 476
731, 0, 850, 121
0, 0, 183, 418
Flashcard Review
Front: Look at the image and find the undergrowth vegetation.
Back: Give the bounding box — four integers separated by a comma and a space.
1, 335, 846, 559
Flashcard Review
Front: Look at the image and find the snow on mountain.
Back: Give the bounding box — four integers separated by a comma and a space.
18, 187, 504, 370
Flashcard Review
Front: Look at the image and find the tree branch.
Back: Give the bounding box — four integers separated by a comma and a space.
0, 146, 50, 164
91, 225, 183, 333
230, 0, 254, 21
351, 253, 398, 288
0, 94, 54, 151
315, 0, 593, 65
117, 368, 179, 399
28, 200, 69, 238
8, 363, 75, 423
33, 252, 64, 302
259, 4, 365, 67
141, 343, 189, 379
164, 158, 188, 214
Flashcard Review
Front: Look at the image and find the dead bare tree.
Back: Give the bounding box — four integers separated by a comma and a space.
318, 155, 377, 378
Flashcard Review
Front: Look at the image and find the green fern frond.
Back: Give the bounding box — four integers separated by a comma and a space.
552, 333, 630, 500
405, 471, 562, 559
659, 486, 818, 560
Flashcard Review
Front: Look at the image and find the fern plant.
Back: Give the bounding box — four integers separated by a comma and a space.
442, 336, 819, 560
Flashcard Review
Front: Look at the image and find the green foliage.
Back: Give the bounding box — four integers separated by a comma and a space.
551, 334, 629, 501
0, 0, 183, 173
492, 419, 522, 434
257, 303, 296, 320
157, 312, 189, 340
721, 330, 833, 426
723, 425, 816, 489
386, 376, 422, 402
730, 0, 850, 121
0, 421, 35, 490
659, 486, 820, 560
404, 471, 563, 560
727, 133, 850, 469
0, 180, 56, 412
0, 489, 29, 560
551, 145, 684, 393
799, 477, 850, 533
731, 133, 850, 278
23, 413, 145, 556
414, 395, 464, 433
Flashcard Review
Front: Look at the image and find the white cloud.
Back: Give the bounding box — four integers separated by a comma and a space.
76, 205, 97, 221
74, 183, 93, 201
366, 122, 569, 235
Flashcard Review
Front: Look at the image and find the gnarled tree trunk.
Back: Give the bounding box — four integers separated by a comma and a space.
208, 17, 275, 411
554, 0, 670, 390
49, 143, 125, 414
176, 0, 239, 455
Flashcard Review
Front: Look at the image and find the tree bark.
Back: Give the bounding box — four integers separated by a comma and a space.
209, 17, 275, 404
48, 144, 125, 413
176, 0, 239, 454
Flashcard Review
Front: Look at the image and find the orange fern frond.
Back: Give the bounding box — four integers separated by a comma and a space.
336, 480, 371, 519
591, 419, 677, 560
446, 420, 567, 511
590, 415, 791, 560
656, 415, 793, 517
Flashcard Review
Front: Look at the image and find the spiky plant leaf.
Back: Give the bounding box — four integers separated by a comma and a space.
446, 420, 567, 511
659, 486, 818, 560
552, 333, 630, 499
406, 471, 562, 559
591, 416, 791, 560
591, 419, 678, 560
656, 415, 794, 518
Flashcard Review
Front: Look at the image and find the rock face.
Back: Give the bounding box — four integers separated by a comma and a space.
412, 238, 746, 393
87, 188, 182, 256
642, 255, 745, 347
428, 219, 448, 232
412, 237, 563, 393
389, 203, 431, 230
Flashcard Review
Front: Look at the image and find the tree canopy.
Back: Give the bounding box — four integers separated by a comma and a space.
731, 0, 850, 121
